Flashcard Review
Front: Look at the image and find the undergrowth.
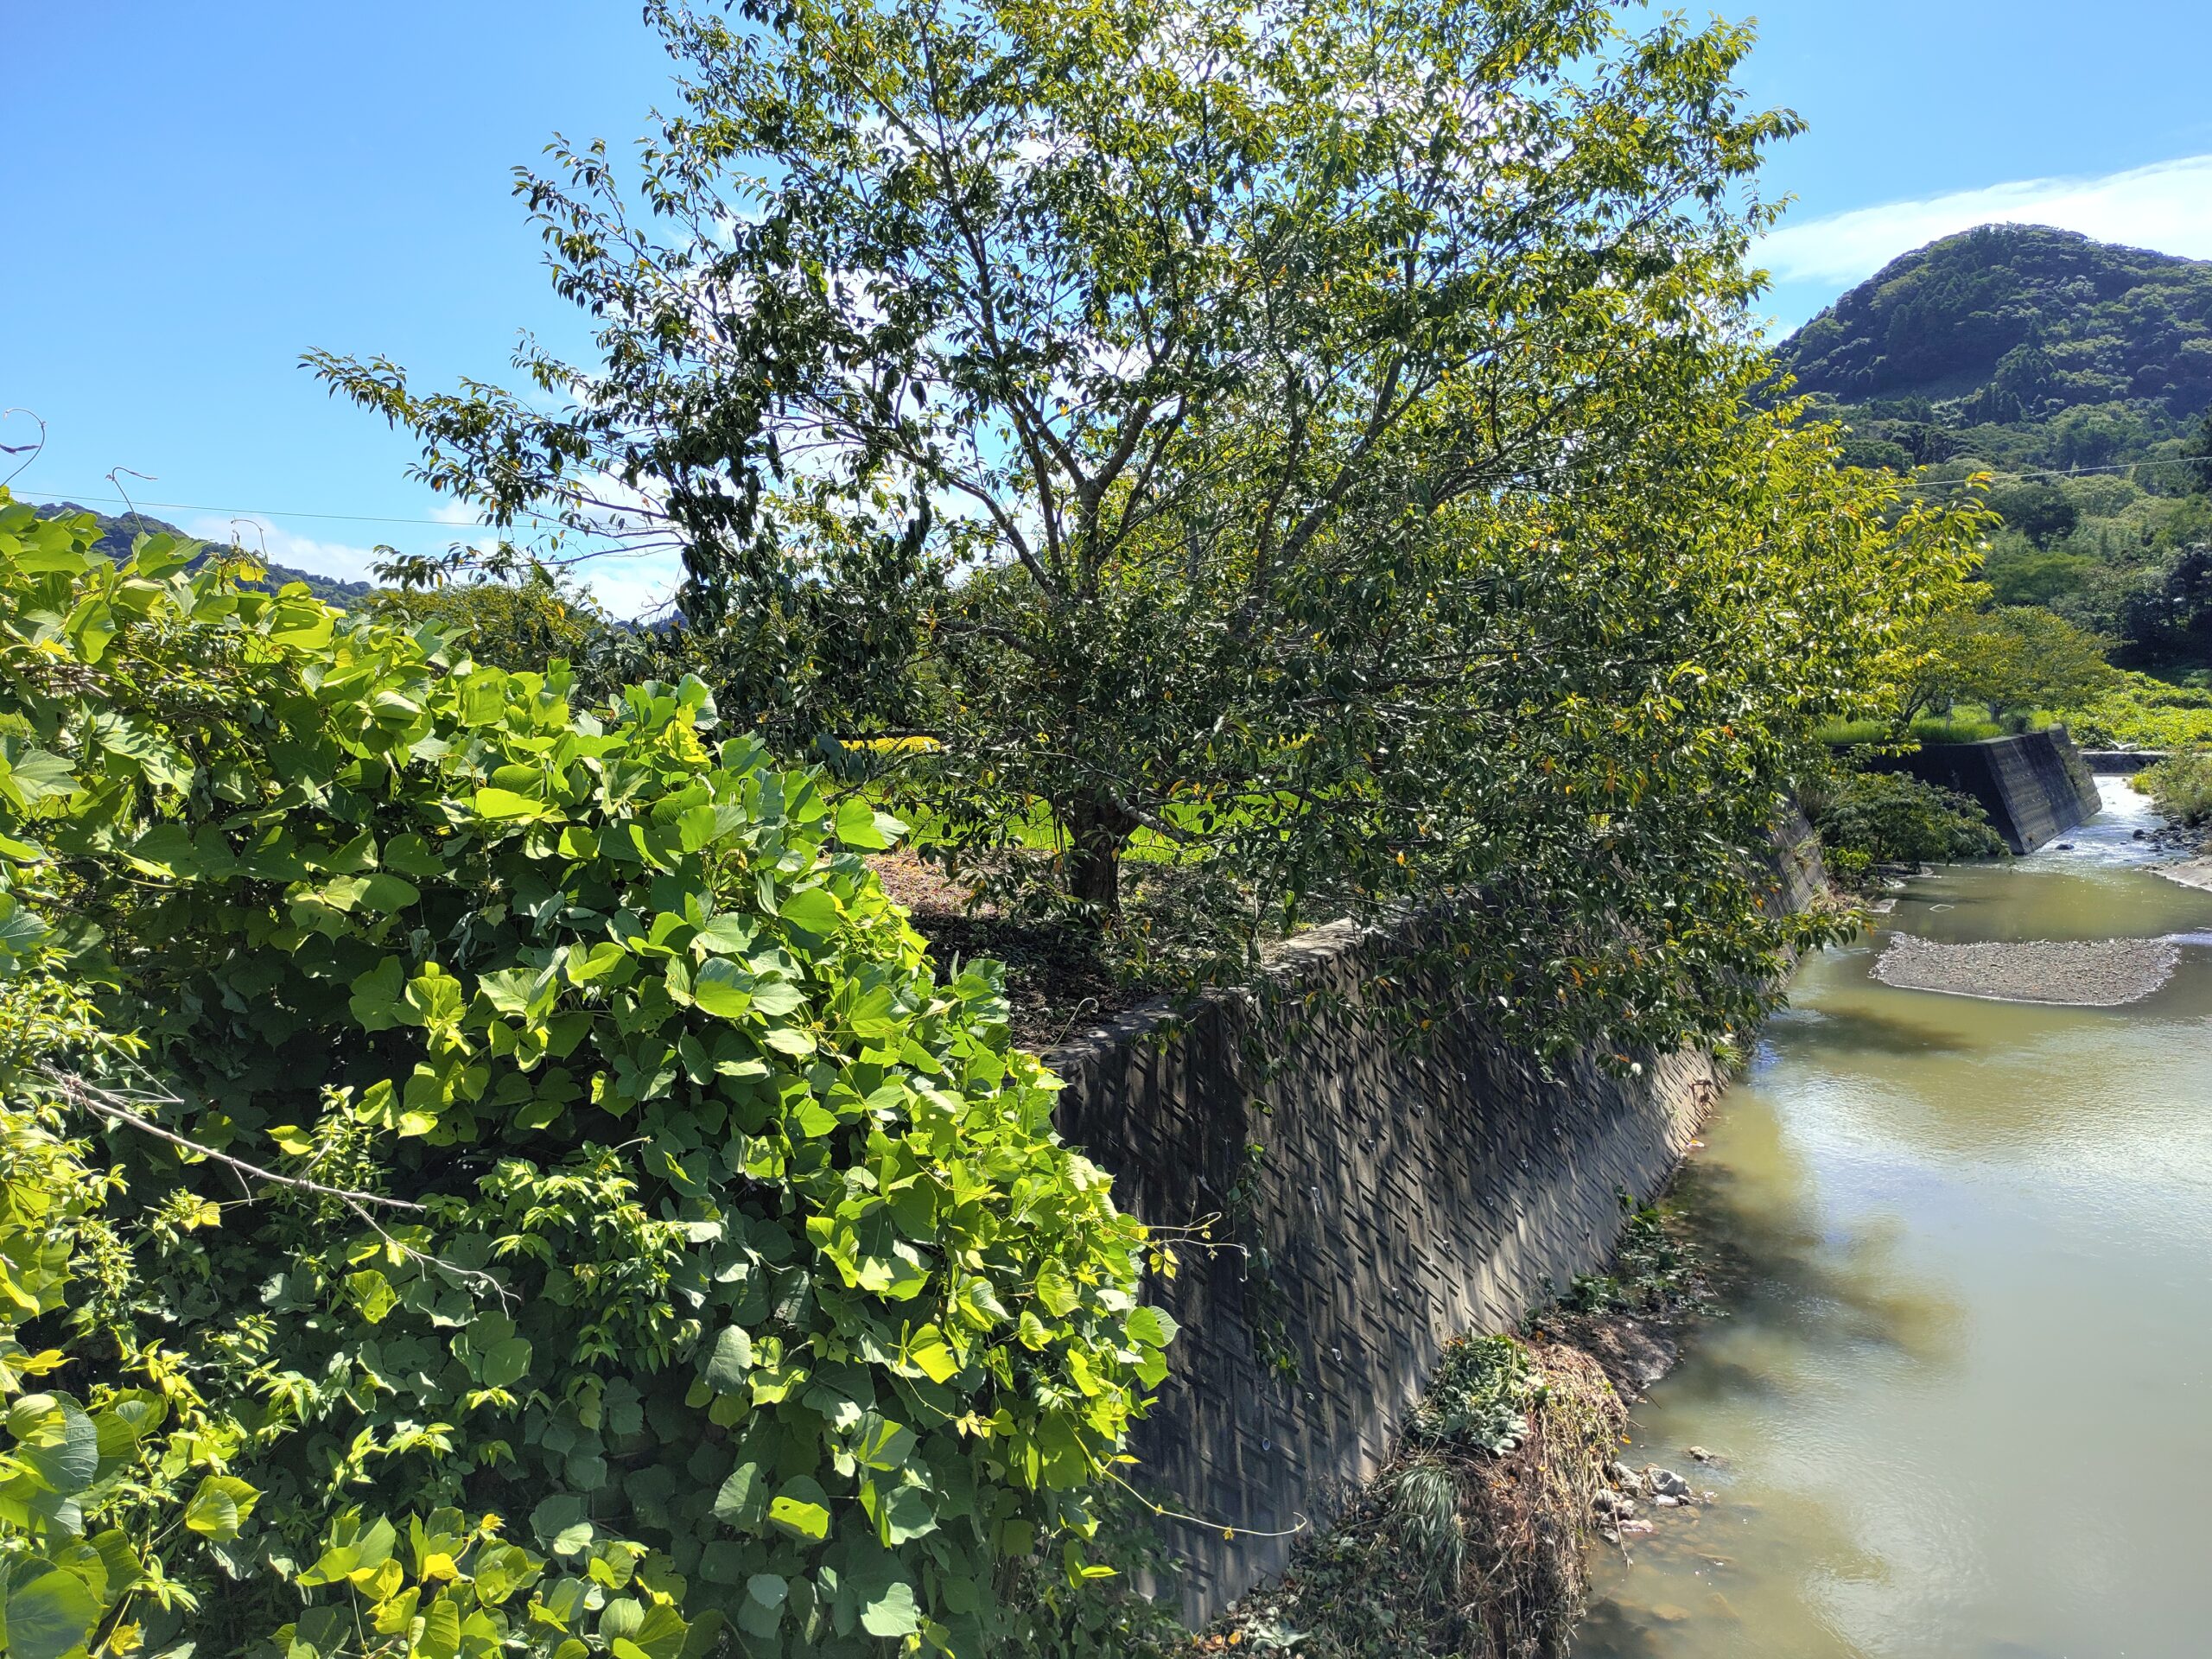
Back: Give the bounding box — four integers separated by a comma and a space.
1557, 1198, 1709, 1318
1194, 1336, 1623, 1659
2140, 749, 2212, 827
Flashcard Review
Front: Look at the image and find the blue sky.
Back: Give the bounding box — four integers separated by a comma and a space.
5, 1, 2210, 613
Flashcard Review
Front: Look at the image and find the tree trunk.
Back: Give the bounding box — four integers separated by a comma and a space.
1065, 792, 1138, 920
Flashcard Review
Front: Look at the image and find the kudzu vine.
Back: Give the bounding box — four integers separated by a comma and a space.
0, 493, 1175, 1658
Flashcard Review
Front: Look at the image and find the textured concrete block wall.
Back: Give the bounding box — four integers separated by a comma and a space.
1872, 727, 2102, 852
1047, 822, 1827, 1622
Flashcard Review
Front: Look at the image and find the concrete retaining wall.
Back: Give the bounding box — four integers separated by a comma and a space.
1867, 728, 2101, 853
1048, 822, 1827, 1622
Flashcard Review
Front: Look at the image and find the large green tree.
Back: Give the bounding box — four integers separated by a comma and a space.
315, 0, 1980, 1057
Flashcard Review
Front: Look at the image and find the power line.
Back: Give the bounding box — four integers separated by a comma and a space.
21, 448, 2206, 525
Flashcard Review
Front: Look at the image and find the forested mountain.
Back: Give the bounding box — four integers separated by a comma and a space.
1770, 226, 2212, 683
31, 499, 372, 606
1774, 224, 2212, 476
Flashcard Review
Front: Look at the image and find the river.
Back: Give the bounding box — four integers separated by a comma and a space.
1574, 778, 2212, 1659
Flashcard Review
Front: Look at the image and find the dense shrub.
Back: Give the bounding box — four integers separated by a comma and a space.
0, 494, 1172, 1656
2140, 751, 2212, 828
2071, 671, 2212, 750
1805, 766, 2005, 874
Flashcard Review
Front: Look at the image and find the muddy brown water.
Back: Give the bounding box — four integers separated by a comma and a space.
1575, 779, 2212, 1659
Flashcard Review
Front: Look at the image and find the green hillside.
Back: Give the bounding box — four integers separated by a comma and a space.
1775, 223, 2212, 476
1773, 226, 2212, 692
30, 500, 373, 607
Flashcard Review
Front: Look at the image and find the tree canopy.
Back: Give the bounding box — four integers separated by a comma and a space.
314, 0, 1984, 1059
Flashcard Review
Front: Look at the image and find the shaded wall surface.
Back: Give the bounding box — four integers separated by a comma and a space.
1868, 728, 2101, 853
1048, 823, 1827, 1622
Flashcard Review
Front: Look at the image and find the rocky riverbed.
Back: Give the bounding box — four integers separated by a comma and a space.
1872, 931, 2182, 1006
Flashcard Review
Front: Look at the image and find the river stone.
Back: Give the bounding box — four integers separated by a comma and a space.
1872, 933, 2181, 1007
1649, 1468, 1690, 1497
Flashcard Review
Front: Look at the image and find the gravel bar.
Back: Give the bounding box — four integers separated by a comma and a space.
1872, 933, 2182, 1007
2159, 858, 2212, 894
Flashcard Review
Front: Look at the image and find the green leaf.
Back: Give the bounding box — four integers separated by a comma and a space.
749, 978, 806, 1018
348, 957, 406, 1031
600, 1599, 645, 1641
779, 887, 842, 935
356, 872, 420, 912
477, 1335, 533, 1389
711, 1462, 768, 1531
473, 786, 549, 820
0, 893, 48, 959
859, 1579, 921, 1638
872, 1482, 938, 1547
702, 1325, 754, 1392
346, 1268, 397, 1325
1034, 1262, 1080, 1318
531, 1494, 593, 1555
628, 1604, 691, 1659
21, 1399, 99, 1495
690, 959, 754, 1019
183, 1474, 260, 1541
1126, 1306, 1180, 1348
767, 1478, 831, 1542
416, 1594, 462, 1659
850, 1414, 915, 1471
382, 831, 448, 876
1, 1567, 100, 1659
746, 1573, 788, 1609
834, 797, 902, 849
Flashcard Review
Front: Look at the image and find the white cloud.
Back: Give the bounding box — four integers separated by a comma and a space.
184, 515, 388, 585
1760, 153, 2212, 290
566, 550, 686, 623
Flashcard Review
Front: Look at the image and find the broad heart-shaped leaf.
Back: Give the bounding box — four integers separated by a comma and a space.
356, 871, 419, 912
766, 1477, 831, 1541
859, 1579, 921, 1638
702, 1325, 754, 1392
3, 743, 76, 804
747, 977, 806, 1019
20, 1397, 99, 1495
849, 1412, 916, 1472
531, 1494, 593, 1554
0, 892, 48, 959
381, 830, 448, 876
867, 1480, 938, 1547
778, 886, 842, 936
711, 1462, 768, 1530
690, 958, 754, 1019
183, 1473, 260, 1541
415, 1592, 462, 1659
833, 796, 902, 850
1126, 1305, 1180, 1349
473, 785, 550, 820
348, 956, 406, 1031
476, 1334, 533, 1389
2, 1567, 100, 1659
626, 1603, 690, 1659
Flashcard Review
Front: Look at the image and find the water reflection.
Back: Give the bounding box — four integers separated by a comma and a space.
1576, 788, 2212, 1659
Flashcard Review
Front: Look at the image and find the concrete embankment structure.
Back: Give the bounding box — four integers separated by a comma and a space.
1049, 823, 1827, 1622
1865, 728, 2102, 854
